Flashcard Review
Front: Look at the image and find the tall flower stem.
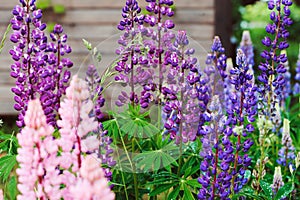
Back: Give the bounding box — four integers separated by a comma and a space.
132, 138, 139, 200
212, 124, 219, 199
231, 91, 245, 193
157, 1, 162, 104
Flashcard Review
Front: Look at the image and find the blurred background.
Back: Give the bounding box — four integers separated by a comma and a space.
0, 0, 300, 125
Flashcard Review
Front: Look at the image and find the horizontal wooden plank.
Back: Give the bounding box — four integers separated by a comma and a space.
0, 0, 213, 10
57, 8, 214, 25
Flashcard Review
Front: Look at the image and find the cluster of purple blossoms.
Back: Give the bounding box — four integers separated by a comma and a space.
10, 0, 72, 127
198, 40, 256, 199
115, 0, 176, 109
162, 30, 201, 143
257, 0, 292, 118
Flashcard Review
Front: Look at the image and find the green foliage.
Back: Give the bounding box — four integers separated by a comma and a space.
0, 155, 16, 182
274, 182, 294, 200
259, 180, 273, 199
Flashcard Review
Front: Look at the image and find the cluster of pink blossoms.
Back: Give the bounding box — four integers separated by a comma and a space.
16, 76, 115, 200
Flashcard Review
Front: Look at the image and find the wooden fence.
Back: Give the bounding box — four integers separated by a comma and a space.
0, 0, 214, 115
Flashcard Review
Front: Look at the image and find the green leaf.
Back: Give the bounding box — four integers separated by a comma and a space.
134, 148, 177, 172
0, 155, 17, 181
167, 186, 180, 200
186, 179, 201, 188
7, 176, 17, 200
259, 180, 273, 200
149, 182, 177, 196
275, 182, 294, 200
183, 184, 195, 200
53, 4, 65, 14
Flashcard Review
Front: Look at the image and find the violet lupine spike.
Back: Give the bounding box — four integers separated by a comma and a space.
198, 96, 233, 200
257, 0, 293, 117
41, 24, 73, 127
115, 0, 145, 107
10, 0, 73, 128
228, 49, 256, 193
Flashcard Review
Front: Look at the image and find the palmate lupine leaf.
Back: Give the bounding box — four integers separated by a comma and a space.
0, 155, 16, 182
133, 142, 178, 172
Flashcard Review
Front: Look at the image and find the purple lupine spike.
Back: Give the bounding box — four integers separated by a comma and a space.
161, 30, 204, 143
228, 49, 257, 193
10, 1, 72, 127
257, 0, 293, 118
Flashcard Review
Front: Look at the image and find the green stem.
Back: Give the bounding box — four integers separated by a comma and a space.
132, 138, 139, 200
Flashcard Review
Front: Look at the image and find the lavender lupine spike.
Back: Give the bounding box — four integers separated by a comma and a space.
85, 65, 116, 181
10, 0, 72, 127
162, 30, 201, 143
143, 0, 175, 105
257, 0, 293, 117
277, 118, 295, 167
115, 0, 145, 107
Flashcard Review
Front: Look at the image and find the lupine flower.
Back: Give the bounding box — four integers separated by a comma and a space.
57, 75, 99, 171
114, 0, 145, 107
69, 155, 115, 200
162, 30, 201, 143
279, 50, 291, 106
271, 166, 284, 195
10, 0, 72, 127
239, 30, 255, 84
277, 118, 295, 167
16, 99, 57, 199
228, 49, 256, 193
85, 65, 116, 180
257, 0, 293, 118
239, 30, 254, 69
